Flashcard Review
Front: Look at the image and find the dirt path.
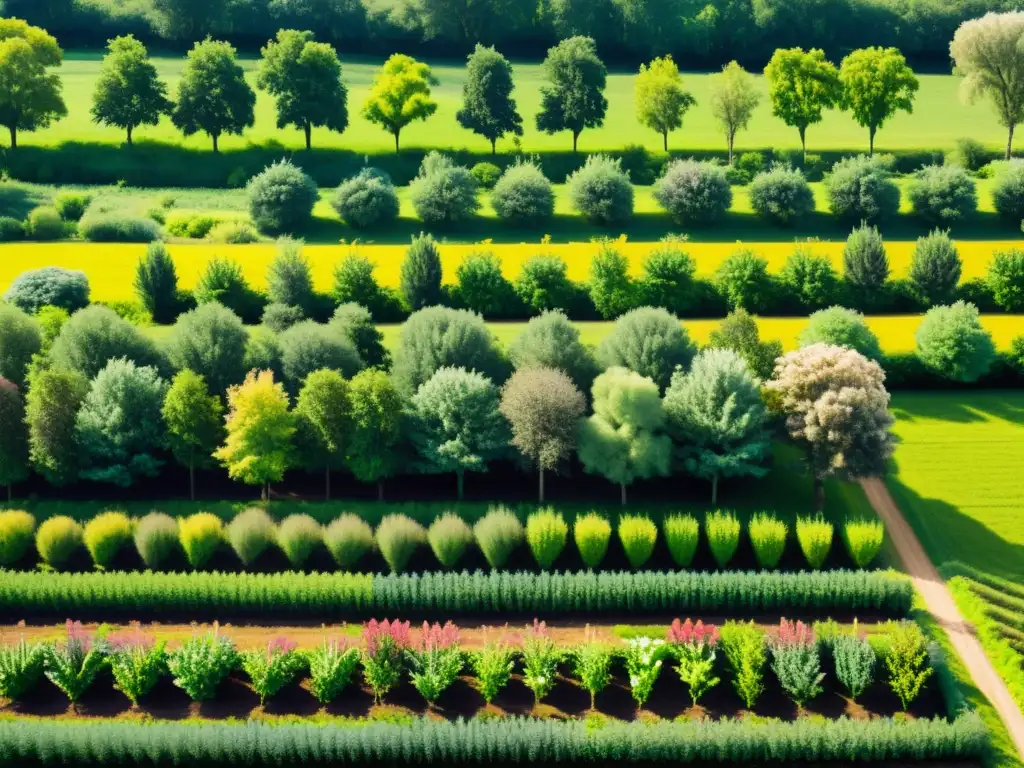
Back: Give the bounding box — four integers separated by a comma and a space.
860, 477, 1024, 759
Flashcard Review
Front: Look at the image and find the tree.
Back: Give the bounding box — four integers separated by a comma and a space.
362, 54, 437, 152
635, 55, 696, 151
162, 370, 224, 500
588, 243, 636, 319
707, 308, 783, 381
409, 367, 509, 500
798, 307, 883, 360
330, 303, 390, 369
0, 303, 41, 389
598, 307, 696, 392
91, 35, 171, 145
0, 379, 28, 501
256, 29, 348, 150
915, 301, 996, 383
151, 0, 228, 40
0, 20, 66, 149
766, 344, 894, 510
134, 241, 179, 324
172, 38, 256, 152
909, 230, 962, 306
278, 321, 363, 393
266, 237, 314, 312
951, 12, 1024, 159
508, 310, 599, 394
499, 367, 586, 502
456, 44, 522, 154
214, 370, 296, 501
764, 48, 841, 159
838, 47, 919, 155
49, 305, 164, 380
164, 303, 248, 396
75, 359, 168, 487
536, 36, 608, 152
346, 369, 402, 500
25, 365, 87, 486
577, 367, 672, 504
709, 61, 760, 164
663, 349, 770, 503
295, 369, 352, 500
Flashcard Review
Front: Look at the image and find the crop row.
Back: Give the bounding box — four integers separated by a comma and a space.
0, 618, 936, 715
4, 507, 885, 575
0, 569, 913, 620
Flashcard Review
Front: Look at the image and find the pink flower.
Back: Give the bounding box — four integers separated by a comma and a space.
776, 618, 815, 647
525, 618, 550, 640
420, 621, 459, 651
363, 618, 411, 657
65, 619, 93, 653
668, 618, 719, 647
268, 636, 297, 655
107, 621, 155, 652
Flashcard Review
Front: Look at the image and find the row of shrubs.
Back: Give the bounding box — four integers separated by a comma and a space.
3, 508, 885, 574
0, 617, 935, 715
0, 569, 913, 620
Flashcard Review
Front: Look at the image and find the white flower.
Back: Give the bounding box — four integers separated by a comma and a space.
629, 675, 639, 687
536, 676, 545, 684
638, 637, 651, 648
654, 660, 663, 669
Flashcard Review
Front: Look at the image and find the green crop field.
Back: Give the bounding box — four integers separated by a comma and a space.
14, 53, 1010, 155
887, 391, 1024, 586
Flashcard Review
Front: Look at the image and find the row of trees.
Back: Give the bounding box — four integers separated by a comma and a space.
5, 13, 1024, 158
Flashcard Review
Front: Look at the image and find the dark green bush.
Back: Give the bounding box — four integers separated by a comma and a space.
278, 321, 363, 391
331, 168, 400, 229
514, 254, 585, 315
0, 217, 24, 242
508, 310, 599, 393
79, 213, 162, 242
748, 165, 815, 225
653, 159, 731, 225
453, 251, 521, 318
194, 257, 267, 323
843, 223, 889, 294
0, 303, 41, 387
400, 233, 444, 311
49, 305, 163, 379
779, 247, 841, 312
567, 155, 634, 226
909, 230, 962, 306
991, 161, 1024, 224
329, 303, 390, 368
164, 302, 249, 395
824, 155, 900, 223
24, 206, 67, 241
470, 162, 502, 188
906, 164, 977, 224
915, 301, 996, 383
714, 249, 774, 312
53, 193, 92, 222
2, 267, 90, 314
409, 152, 480, 226
638, 239, 698, 315
331, 251, 406, 323
987, 249, 1024, 312
261, 302, 305, 332
598, 307, 696, 391
247, 160, 319, 235
490, 161, 555, 226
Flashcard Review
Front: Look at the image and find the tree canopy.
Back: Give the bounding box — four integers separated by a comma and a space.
162, 369, 223, 500
635, 55, 696, 151
91, 34, 171, 145
345, 368, 403, 499
709, 61, 760, 164
838, 47, 919, 154
764, 47, 841, 157
361, 54, 437, 152
0, 20, 66, 149
535, 36, 608, 151
456, 44, 522, 154
294, 368, 352, 499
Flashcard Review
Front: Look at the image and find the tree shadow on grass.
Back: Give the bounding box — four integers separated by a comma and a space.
890, 391, 1024, 426
0, 183, 48, 219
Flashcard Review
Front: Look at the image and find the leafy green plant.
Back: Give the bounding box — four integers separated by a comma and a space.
842, 518, 885, 568
178, 512, 224, 570
471, 631, 517, 705
375, 515, 425, 573
623, 635, 666, 709
407, 622, 463, 706
324, 514, 375, 570
705, 510, 740, 568
133, 512, 180, 570
748, 512, 787, 570
35, 516, 84, 571
167, 631, 238, 701
573, 630, 613, 710
663, 514, 699, 567
227, 507, 276, 567
832, 631, 876, 701
0, 510, 36, 567
720, 620, 766, 710
521, 619, 558, 705
885, 620, 933, 710
668, 619, 721, 705
44, 621, 107, 710
473, 507, 524, 570
618, 515, 657, 570
427, 513, 474, 569
0, 638, 46, 700
107, 624, 167, 707
573, 513, 611, 569
526, 508, 568, 570
361, 619, 411, 704
277, 514, 322, 568
82, 510, 133, 570
797, 515, 834, 569
241, 637, 305, 706
771, 619, 824, 707
306, 638, 361, 705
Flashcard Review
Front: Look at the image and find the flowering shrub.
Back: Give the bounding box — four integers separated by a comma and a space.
623, 635, 666, 708
241, 637, 304, 706
471, 629, 517, 704
107, 623, 167, 707
167, 629, 238, 701
771, 619, 824, 707
307, 637, 361, 705
44, 621, 107, 709
572, 627, 612, 710
0, 638, 46, 700
521, 619, 559, 705
407, 622, 463, 705
362, 619, 411, 704
668, 619, 721, 705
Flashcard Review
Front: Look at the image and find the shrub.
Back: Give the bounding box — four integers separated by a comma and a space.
907, 164, 977, 224
0, 638, 46, 700
165, 302, 248, 395
588, 243, 636, 319
987, 249, 1024, 312
226, 508, 276, 567
508, 310, 599, 393
207, 221, 261, 244
915, 301, 995, 382
824, 155, 900, 223
330, 303, 390, 368
35, 516, 84, 570
277, 514, 322, 568
166, 212, 217, 239
771, 619, 824, 707
714, 249, 773, 311
409, 152, 480, 226
427, 513, 474, 569
49, 305, 163, 380
840, 518, 884, 568
194, 257, 266, 324
307, 638, 361, 704
3, 267, 89, 314
324, 514, 375, 570
178, 512, 223, 570
618, 515, 657, 570
400, 233, 443, 310
247, 160, 318, 235
798, 306, 883, 360
490, 161, 554, 226
0, 510, 35, 567
909, 230, 962, 305
54, 193, 91, 222
82, 511, 133, 570
332, 251, 404, 322
567, 155, 634, 226
168, 632, 238, 701
721, 620, 767, 709
654, 159, 731, 225
748, 512, 787, 569
473, 507, 524, 569
453, 251, 519, 318
470, 162, 502, 188
832, 633, 876, 700
730, 151, 766, 184
267, 237, 314, 312
946, 137, 988, 171
526, 508, 568, 570
748, 165, 814, 224
261, 302, 304, 332
134, 512, 180, 570
639, 239, 698, 315
331, 168, 399, 229
598, 307, 696, 391
843, 223, 889, 293
573, 513, 611, 569
278, 321, 362, 391
376, 514, 426, 573
24, 206, 66, 240
991, 161, 1024, 223
514, 254, 584, 315
0, 303, 41, 387
705, 510, 740, 568
134, 241, 180, 324
0, 216, 24, 241
663, 514, 699, 567
885, 620, 933, 710
79, 212, 162, 243
779, 247, 841, 311
473, 636, 516, 704
796, 515, 833, 569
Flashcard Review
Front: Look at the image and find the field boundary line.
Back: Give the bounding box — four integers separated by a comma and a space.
860, 477, 1024, 759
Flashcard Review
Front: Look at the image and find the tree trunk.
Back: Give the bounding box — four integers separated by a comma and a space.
394, 131, 400, 153
813, 477, 825, 511
538, 467, 545, 503
127, 125, 133, 146
727, 130, 734, 165
325, 467, 331, 501
1007, 124, 1015, 160
212, 133, 219, 153
711, 474, 718, 505
491, 137, 497, 155
189, 447, 196, 501
8, 126, 15, 150
868, 126, 875, 156
305, 123, 312, 151
378, 480, 385, 501
620, 482, 627, 506
573, 131, 580, 152
663, 131, 668, 152
799, 126, 806, 162
262, 481, 269, 502
457, 471, 464, 500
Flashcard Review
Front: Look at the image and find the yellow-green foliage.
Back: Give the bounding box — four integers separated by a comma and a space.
324, 513, 375, 570
0, 510, 36, 566
227, 507, 276, 566
573, 512, 611, 569
618, 515, 657, 570
748, 512, 788, 570
797, 515, 834, 570
83, 510, 133, 569
706, 510, 740, 568
473, 506, 524, 570
178, 512, 224, 569
427, 512, 474, 569
526, 508, 568, 570
663, 514, 699, 567
375, 514, 426, 573
842, 518, 885, 568
134, 512, 180, 570
277, 514, 322, 568
35, 516, 84, 570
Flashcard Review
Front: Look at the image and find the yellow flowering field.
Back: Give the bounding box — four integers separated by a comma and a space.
0, 239, 1015, 303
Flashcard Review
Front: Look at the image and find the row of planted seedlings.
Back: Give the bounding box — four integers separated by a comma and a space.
0, 507, 885, 575
0, 616, 938, 721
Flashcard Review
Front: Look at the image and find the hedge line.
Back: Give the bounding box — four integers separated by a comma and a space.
0, 568, 913, 620
0, 714, 987, 765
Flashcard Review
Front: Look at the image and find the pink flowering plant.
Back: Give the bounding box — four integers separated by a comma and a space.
521, 619, 559, 705
471, 627, 518, 704
107, 622, 167, 708
241, 636, 304, 706
771, 618, 825, 707
362, 619, 411, 704
306, 636, 361, 705
44, 620, 107, 710
407, 621, 462, 705
668, 618, 721, 705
